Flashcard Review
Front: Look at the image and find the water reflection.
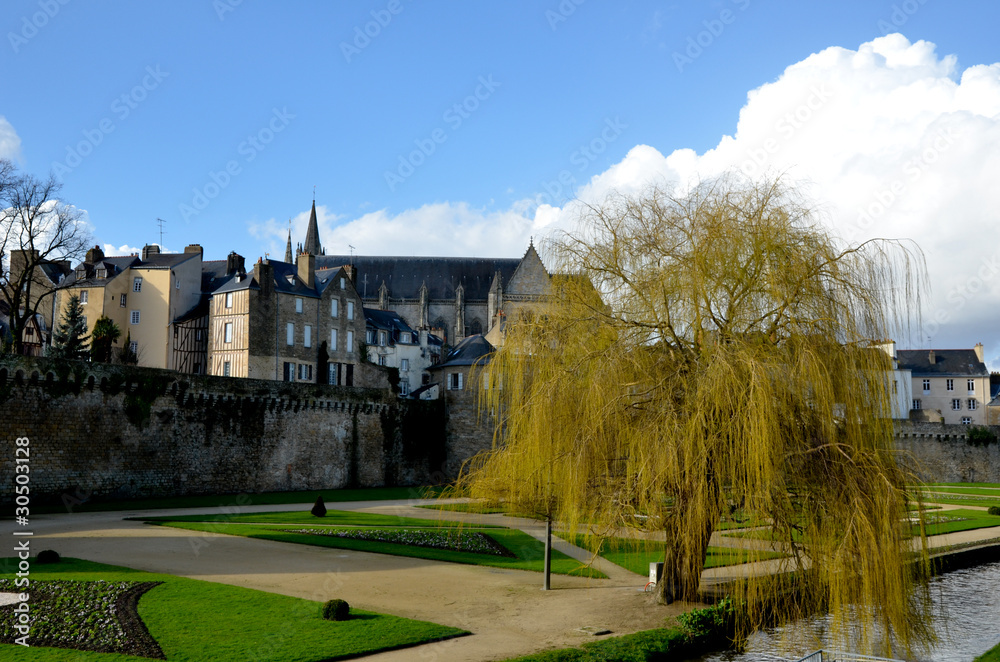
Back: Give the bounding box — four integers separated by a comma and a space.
700, 560, 1000, 662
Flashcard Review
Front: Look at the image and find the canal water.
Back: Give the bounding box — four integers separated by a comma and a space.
699, 559, 1000, 662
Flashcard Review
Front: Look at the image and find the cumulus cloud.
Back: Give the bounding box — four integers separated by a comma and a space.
0, 116, 22, 161
103, 243, 143, 257
252, 34, 1000, 361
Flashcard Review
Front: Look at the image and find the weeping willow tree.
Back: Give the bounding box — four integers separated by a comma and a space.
457, 175, 934, 654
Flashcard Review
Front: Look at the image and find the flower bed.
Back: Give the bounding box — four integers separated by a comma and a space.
0, 579, 164, 658
282, 528, 516, 557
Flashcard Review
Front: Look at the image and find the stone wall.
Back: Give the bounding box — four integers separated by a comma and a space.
894, 421, 1000, 483
0, 357, 447, 505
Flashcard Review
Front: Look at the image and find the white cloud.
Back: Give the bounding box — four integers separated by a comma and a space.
257, 34, 1000, 361
0, 116, 22, 161
103, 243, 142, 257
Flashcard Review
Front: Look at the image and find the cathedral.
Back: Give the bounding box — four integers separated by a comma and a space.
289, 200, 552, 346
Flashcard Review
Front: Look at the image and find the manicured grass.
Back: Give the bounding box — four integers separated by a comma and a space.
0, 557, 465, 661
32, 486, 441, 515
561, 535, 784, 575
976, 640, 1000, 662
138, 508, 499, 528
923, 482, 1000, 488
919, 509, 1000, 535
916, 496, 1000, 509
151, 521, 606, 578
501, 627, 695, 661
726, 508, 1000, 540
919, 486, 1000, 496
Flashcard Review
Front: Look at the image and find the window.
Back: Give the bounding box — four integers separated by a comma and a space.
25, 327, 34, 337
968, 399, 978, 411
922, 379, 930, 393
129, 341, 138, 355
96, 268, 106, 279
330, 328, 338, 351
346, 330, 354, 353
193, 362, 202, 375
340, 277, 346, 290
304, 325, 312, 348
378, 355, 387, 366
946, 379, 954, 391
329, 364, 339, 385
133, 277, 142, 292
120, 293, 127, 307
195, 329, 202, 341
400, 332, 411, 344
223, 361, 231, 377
912, 399, 922, 410
224, 322, 233, 344
366, 329, 375, 344
892, 380, 898, 394
399, 380, 410, 396
379, 331, 386, 346
175, 279, 180, 289
286, 322, 294, 346
130, 310, 140, 325
448, 372, 464, 390
79, 290, 88, 304
283, 362, 295, 382
295, 297, 303, 313
225, 292, 233, 309
299, 364, 313, 381
952, 399, 962, 410
400, 359, 409, 372
962, 417, 972, 425
347, 301, 354, 320
968, 379, 976, 393
330, 299, 338, 318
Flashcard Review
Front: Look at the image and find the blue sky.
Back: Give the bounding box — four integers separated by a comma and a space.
3, 1, 1000, 359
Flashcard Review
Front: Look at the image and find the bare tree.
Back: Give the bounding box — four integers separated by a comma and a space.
0, 159, 92, 356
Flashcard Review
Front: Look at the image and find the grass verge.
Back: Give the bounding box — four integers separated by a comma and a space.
976, 640, 1000, 662
137, 508, 496, 528
0, 557, 465, 661
148, 520, 606, 578
560, 535, 784, 575
30, 486, 440, 515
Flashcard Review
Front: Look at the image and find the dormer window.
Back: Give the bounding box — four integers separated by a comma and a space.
96, 268, 106, 279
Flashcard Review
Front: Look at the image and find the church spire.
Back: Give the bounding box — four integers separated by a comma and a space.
284, 221, 293, 263
303, 198, 323, 256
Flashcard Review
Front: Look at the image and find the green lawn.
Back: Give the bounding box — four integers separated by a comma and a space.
0, 557, 465, 661
559, 535, 784, 575
33, 486, 441, 515
138, 508, 497, 528
724, 508, 1000, 541
976, 640, 1000, 662
147, 518, 606, 578
919, 486, 1000, 496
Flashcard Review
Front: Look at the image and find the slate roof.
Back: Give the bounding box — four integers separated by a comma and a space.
316, 256, 518, 301
58, 256, 139, 288
431, 334, 494, 369
133, 252, 199, 270
364, 308, 418, 346
896, 349, 989, 377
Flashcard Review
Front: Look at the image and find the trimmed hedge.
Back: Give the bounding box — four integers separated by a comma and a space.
322, 599, 350, 621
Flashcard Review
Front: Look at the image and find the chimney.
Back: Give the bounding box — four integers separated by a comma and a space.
184, 244, 203, 256
141, 244, 160, 260
974, 343, 984, 363
86, 245, 105, 263
255, 260, 273, 297
226, 251, 245, 276
296, 252, 316, 289
928, 349, 936, 365
343, 264, 357, 285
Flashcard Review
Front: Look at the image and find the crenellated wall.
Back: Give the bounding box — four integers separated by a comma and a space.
0, 357, 450, 505
894, 421, 1000, 484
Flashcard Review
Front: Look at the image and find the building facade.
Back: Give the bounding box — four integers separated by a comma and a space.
897, 345, 990, 424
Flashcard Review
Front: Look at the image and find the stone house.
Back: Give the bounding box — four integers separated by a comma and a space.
897, 344, 990, 425
206, 251, 366, 384
364, 307, 443, 396
7, 248, 73, 334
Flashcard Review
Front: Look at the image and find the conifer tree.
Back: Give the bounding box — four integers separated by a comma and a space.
49, 294, 89, 360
